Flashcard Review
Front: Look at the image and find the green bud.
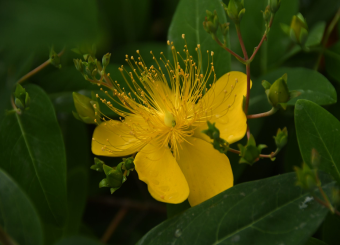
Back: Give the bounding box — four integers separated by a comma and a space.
220, 23, 230, 36
273, 127, 288, 150
238, 135, 267, 166
223, 0, 245, 24
90, 157, 104, 172
102, 53, 111, 68
102, 164, 124, 189
203, 10, 220, 35
122, 157, 135, 171
269, 0, 281, 13
262, 6, 271, 23
73, 59, 84, 73
14, 84, 30, 111
294, 162, 319, 190
282, 13, 308, 45
262, 74, 290, 109
49, 47, 61, 69
72, 92, 100, 124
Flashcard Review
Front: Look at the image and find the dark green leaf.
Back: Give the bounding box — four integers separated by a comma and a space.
137, 173, 334, 245
305, 22, 326, 48
295, 99, 340, 184
325, 41, 340, 83
0, 169, 43, 245
0, 84, 68, 226
168, 0, 231, 79
54, 236, 104, 245
305, 237, 329, 245
322, 213, 340, 245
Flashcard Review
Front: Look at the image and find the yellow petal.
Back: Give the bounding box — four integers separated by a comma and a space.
177, 137, 233, 206
195, 71, 250, 144
135, 143, 189, 204
91, 119, 145, 157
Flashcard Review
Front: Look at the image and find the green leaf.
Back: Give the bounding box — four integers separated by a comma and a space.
305, 22, 326, 47
168, 0, 231, 79
295, 99, 340, 184
54, 236, 104, 245
0, 84, 68, 226
305, 237, 329, 245
137, 173, 334, 245
250, 67, 336, 115
322, 213, 340, 245
325, 41, 340, 83
0, 169, 43, 245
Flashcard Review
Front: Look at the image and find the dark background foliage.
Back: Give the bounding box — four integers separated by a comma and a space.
1, 0, 340, 244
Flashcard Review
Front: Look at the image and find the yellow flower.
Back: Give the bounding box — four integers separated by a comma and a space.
91, 38, 249, 206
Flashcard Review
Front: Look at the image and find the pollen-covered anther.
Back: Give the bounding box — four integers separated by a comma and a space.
211, 51, 214, 56
182, 34, 185, 39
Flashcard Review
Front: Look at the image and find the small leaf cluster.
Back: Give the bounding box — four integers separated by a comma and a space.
91, 157, 135, 194
202, 121, 229, 153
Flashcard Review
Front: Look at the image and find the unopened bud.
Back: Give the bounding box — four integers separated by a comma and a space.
203, 10, 220, 35
262, 6, 271, 22
73, 59, 84, 73
223, 0, 245, 24
72, 92, 101, 124
102, 53, 111, 68
273, 127, 288, 150
90, 157, 104, 172
14, 84, 30, 111
238, 135, 267, 166
269, 0, 281, 13
294, 162, 319, 190
202, 121, 229, 153
281, 13, 308, 45
49, 47, 61, 69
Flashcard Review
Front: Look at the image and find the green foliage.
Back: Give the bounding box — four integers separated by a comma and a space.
53, 236, 104, 245
0, 85, 68, 226
0, 169, 43, 245
295, 100, 340, 185
137, 173, 335, 245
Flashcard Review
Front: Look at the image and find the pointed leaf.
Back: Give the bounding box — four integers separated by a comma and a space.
0, 84, 67, 226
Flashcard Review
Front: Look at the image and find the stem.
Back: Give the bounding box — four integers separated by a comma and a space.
17, 49, 65, 84
228, 147, 279, 159
313, 196, 340, 216
249, 16, 274, 62
247, 107, 278, 119
314, 8, 340, 70
101, 207, 129, 243
235, 25, 249, 60
213, 34, 246, 62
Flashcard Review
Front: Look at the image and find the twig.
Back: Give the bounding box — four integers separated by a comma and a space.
228, 147, 279, 159
101, 207, 129, 243
17, 49, 65, 84
314, 8, 340, 70
213, 34, 246, 62
249, 16, 274, 62
247, 107, 278, 119
313, 196, 340, 216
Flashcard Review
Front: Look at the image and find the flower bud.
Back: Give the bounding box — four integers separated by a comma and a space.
294, 162, 319, 190
102, 53, 111, 69
122, 157, 135, 171
238, 135, 267, 166
273, 127, 288, 150
102, 164, 124, 189
203, 10, 220, 35
262, 6, 271, 23
223, 0, 245, 24
202, 121, 229, 153
49, 47, 61, 69
72, 92, 101, 124
269, 0, 281, 13
281, 13, 308, 45
220, 23, 230, 36
14, 84, 30, 111
73, 59, 84, 74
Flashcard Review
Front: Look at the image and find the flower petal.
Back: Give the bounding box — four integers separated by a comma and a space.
195, 71, 250, 144
91, 119, 145, 157
135, 143, 189, 204
177, 137, 233, 206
